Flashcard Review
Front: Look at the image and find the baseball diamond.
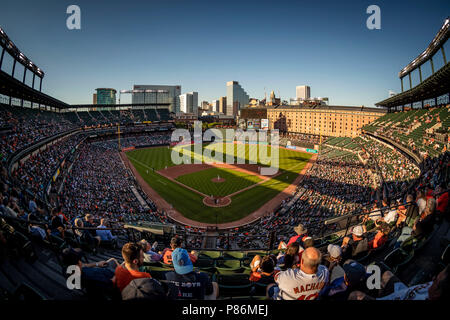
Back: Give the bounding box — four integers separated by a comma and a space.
124, 143, 313, 225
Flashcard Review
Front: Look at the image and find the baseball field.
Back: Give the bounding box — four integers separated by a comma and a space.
125, 143, 312, 225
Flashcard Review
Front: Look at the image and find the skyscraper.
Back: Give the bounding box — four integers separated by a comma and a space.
179, 92, 198, 114
132, 85, 181, 113
296, 85, 311, 101
219, 96, 227, 114
226, 81, 249, 117
211, 100, 219, 112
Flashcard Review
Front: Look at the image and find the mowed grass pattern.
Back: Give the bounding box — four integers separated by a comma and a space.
126, 144, 312, 224
175, 167, 262, 197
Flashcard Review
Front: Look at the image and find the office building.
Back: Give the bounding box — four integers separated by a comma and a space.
95, 88, 116, 105
179, 92, 198, 114
226, 81, 249, 117
296, 85, 311, 101
219, 96, 227, 114
211, 100, 219, 112
132, 85, 181, 113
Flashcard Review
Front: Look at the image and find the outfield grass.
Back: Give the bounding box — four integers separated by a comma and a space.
126, 143, 312, 224
175, 167, 262, 197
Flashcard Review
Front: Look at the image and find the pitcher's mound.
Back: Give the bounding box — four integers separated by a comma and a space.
211, 177, 226, 183
203, 196, 231, 207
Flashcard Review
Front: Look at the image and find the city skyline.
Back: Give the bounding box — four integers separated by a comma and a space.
0, 0, 449, 107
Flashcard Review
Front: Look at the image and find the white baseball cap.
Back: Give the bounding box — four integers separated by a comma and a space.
352, 225, 364, 237
327, 244, 342, 258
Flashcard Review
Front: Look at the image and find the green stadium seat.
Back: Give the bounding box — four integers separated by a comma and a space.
384, 248, 413, 273
214, 273, 253, 297
215, 267, 247, 274
223, 251, 245, 259
198, 251, 222, 259
216, 259, 241, 269
141, 265, 174, 280
194, 258, 216, 268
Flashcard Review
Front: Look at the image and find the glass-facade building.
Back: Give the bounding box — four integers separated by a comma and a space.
226, 81, 249, 117
179, 92, 198, 114
95, 88, 116, 105
132, 85, 181, 113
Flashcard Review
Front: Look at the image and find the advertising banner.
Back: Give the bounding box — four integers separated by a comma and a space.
261, 119, 269, 130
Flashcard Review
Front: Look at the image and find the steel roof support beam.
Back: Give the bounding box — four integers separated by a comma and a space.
419, 65, 423, 83
442, 46, 447, 65
0, 47, 5, 70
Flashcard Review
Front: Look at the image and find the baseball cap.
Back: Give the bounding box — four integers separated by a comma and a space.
343, 260, 367, 287
121, 278, 166, 300
171, 248, 193, 275
327, 244, 342, 259
352, 225, 364, 237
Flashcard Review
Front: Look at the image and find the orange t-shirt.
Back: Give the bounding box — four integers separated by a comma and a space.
162, 249, 197, 265
114, 265, 151, 292
369, 232, 387, 249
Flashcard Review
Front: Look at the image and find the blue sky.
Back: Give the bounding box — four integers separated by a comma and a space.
0, 0, 449, 106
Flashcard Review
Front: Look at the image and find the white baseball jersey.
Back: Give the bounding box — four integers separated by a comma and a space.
274, 265, 329, 300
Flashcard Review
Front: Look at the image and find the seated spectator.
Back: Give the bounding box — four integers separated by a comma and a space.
62, 248, 118, 294
50, 208, 65, 238
380, 207, 398, 226
341, 225, 368, 260
287, 224, 308, 247
84, 214, 101, 244
395, 195, 420, 247
369, 222, 390, 249
249, 254, 278, 284
435, 184, 448, 218
165, 247, 218, 300
349, 264, 449, 300
0, 217, 15, 256
114, 242, 151, 292
121, 278, 167, 300
74, 218, 100, 247
27, 214, 49, 241
269, 247, 329, 300
56, 206, 69, 224
323, 244, 345, 282
161, 237, 197, 265
412, 200, 437, 239
366, 204, 383, 224
396, 194, 418, 228
416, 190, 427, 216
29, 196, 43, 216
321, 260, 368, 301
139, 239, 162, 262
276, 242, 301, 269
299, 237, 315, 260
96, 218, 117, 247
1, 197, 18, 219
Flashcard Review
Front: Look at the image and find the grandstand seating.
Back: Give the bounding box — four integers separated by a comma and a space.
363, 105, 449, 159
0, 102, 448, 301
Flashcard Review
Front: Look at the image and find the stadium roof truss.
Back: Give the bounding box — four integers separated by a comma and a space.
376, 17, 450, 110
